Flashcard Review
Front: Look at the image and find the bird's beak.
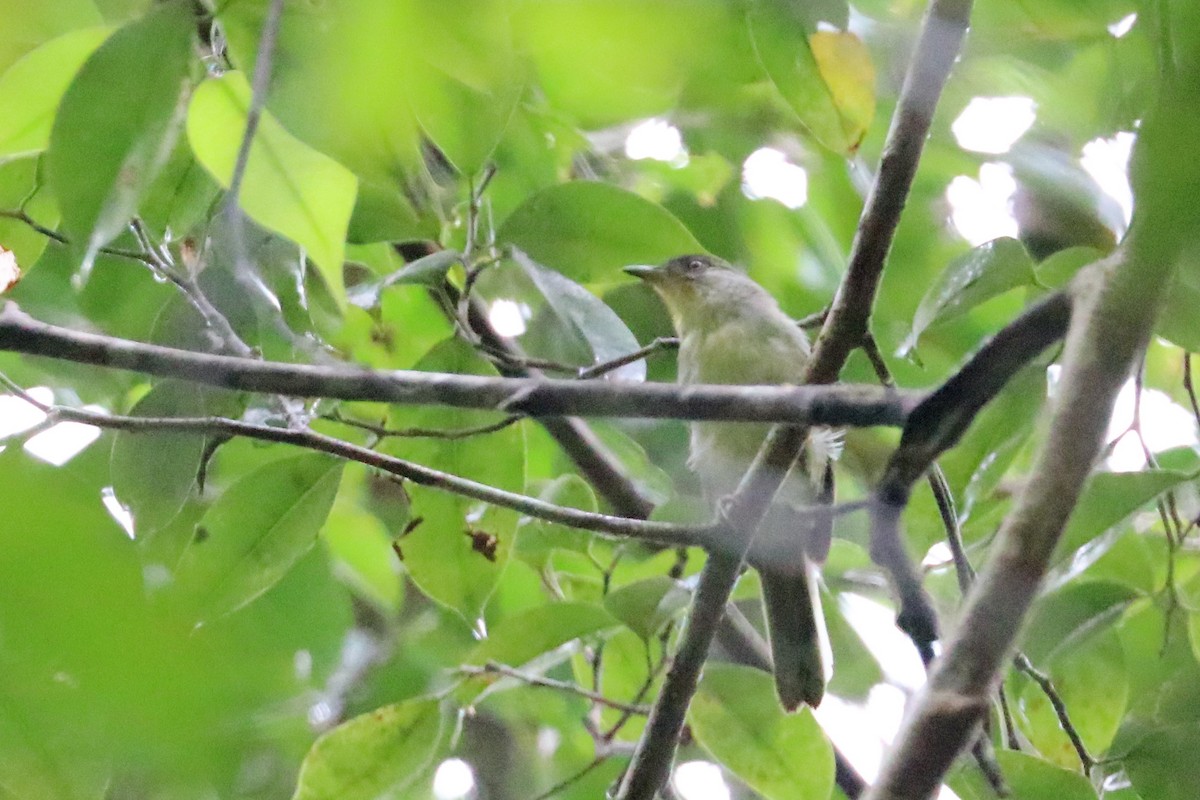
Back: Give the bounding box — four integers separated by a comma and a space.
623, 264, 659, 281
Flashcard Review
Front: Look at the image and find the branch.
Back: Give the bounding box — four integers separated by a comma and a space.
458, 662, 651, 716
0, 378, 872, 564
0, 302, 914, 428
806, 0, 975, 384
616, 0, 975, 794
864, 68, 1194, 791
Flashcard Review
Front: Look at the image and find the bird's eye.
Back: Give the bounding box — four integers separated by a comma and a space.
686, 259, 705, 273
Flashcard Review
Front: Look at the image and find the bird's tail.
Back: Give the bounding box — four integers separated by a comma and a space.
761, 565, 826, 711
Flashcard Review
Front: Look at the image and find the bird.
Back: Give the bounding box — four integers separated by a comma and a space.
625, 253, 834, 710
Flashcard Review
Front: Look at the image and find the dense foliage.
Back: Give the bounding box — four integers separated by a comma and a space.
1, 1, 1197, 799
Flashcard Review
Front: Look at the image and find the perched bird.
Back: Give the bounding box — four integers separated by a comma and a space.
626, 254, 834, 710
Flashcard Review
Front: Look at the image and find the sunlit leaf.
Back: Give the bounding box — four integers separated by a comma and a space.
472, 602, 617, 669
498, 182, 702, 282
750, 7, 875, 154
186, 72, 358, 305
172, 453, 344, 622
292, 698, 447, 800
689, 663, 835, 800
0, 27, 110, 162
47, 2, 192, 262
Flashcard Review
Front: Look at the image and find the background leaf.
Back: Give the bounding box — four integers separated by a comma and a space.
186, 72, 358, 304
688, 663, 835, 800
47, 1, 192, 262
171, 453, 344, 622
498, 182, 702, 282
292, 699, 447, 800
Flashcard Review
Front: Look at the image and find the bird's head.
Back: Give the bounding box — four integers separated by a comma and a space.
624, 254, 769, 332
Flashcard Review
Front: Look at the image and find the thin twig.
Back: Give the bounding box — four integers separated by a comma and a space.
578, 337, 679, 380
1012, 653, 1094, 772
0, 377, 871, 562
459, 662, 652, 716
0, 208, 155, 264
322, 410, 522, 440
531, 756, 608, 800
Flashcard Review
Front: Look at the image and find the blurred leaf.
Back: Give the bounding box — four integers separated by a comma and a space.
689, 663, 835, 800
940, 362, 1046, 516
0, 0, 103, 74
347, 250, 461, 310
900, 238, 1036, 357
516, 475, 599, 569
292, 698, 447, 800
347, 181, 430, 244
514, 0, 726, 126
172, 453, 344, 622
514, 249, 646, 381
1023, 581, 1137, 664
469, 602, 617, 669
47, 1, 191, 262
1016, 629, 1128, 767
0, 158, 59, 272
498, 182, 702, 282
604, 576, 690, 640
110, 381, 238, 537
321, 502, 403, 613
386, 338, 525, 620
1051, 470, 1194, 578
750, 8, 875, 154
1124, 722, 1200, 800
949, 750, 1097, 800
186, 71, 358, 305
1035, 246, 1104, 290
0, 27, 110, 162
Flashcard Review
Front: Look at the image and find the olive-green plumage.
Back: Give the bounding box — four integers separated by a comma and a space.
626, 254, 830, 710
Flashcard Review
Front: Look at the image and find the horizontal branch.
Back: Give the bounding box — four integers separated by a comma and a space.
0, 303, 916, 427
0, 382, 866, 565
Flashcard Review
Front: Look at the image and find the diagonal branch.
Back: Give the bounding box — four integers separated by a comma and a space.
616, 1, 976, 796
865, 61, 1200, 792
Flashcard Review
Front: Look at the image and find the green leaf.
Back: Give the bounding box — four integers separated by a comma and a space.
498, 182, 702, 282
110, 381, 237, 537
749, 7, 875, 154
471, 602, 617, 668
47, 1, 192, 262
186, 71, 358, 305
219, 0, 521, 179
0, 27, 110, 162
515, 475, 599, 568
604, 576, 690, 640
949, 750, 1097, 800
292, 699, 447, 800
689, 663, 835, 800
172, 453, 344, 622
513, 0, 726, 127
513, 249, 646, 381
1124, 722, 1200, 800
387, 338, 525, 620
346, 250, 462, 310
0, 0, 103, 73
1052, 470, 1194, 576
1015, 629, 1128, 767
900, 238, 1037, 356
